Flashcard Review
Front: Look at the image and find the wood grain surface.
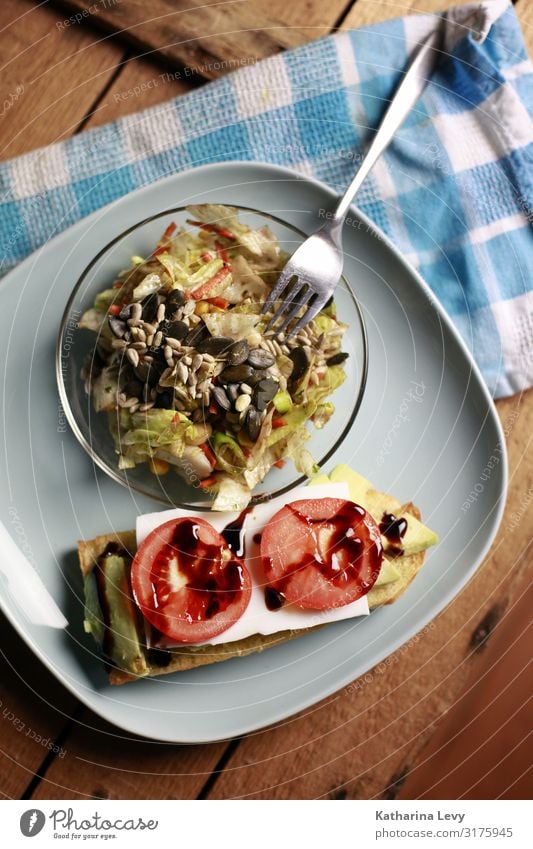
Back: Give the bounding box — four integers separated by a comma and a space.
0, 0, 530, 800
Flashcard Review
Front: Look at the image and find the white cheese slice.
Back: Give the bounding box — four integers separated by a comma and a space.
136, 482, 369, 646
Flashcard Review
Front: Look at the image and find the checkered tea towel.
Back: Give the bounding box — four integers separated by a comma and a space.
1, 0, 532, 397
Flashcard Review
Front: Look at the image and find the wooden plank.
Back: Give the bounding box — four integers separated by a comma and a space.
30, 712, 227, 800
81, 54, 193, 129
203, 391, 533, 798
341, 0, 456, 29
399, 575, 533, 800
0, 0, 126, 159
0, 615, 78, 799
50, 0, 351, 81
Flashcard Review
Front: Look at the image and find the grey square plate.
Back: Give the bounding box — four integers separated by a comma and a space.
0, 162, 506, 743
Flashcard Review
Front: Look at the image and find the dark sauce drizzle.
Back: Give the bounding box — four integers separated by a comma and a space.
379, 512, 408, 554
264, 586, 285, 611
221, 508, 250, 558
151, 518, 245, 622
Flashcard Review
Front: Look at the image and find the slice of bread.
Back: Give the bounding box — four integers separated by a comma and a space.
77, 503, 426, 685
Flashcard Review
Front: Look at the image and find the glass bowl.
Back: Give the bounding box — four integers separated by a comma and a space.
56, 206, 368, 509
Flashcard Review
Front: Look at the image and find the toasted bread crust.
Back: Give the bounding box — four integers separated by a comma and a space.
78, 503, 426, 684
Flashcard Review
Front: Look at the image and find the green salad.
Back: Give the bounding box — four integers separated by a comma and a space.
80, 204, 349, 509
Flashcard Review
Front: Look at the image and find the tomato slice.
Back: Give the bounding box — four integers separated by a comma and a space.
260, 498, 383, 610
131, 517, 251, 643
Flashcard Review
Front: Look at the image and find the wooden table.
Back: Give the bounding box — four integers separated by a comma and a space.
0, 0, 531, 801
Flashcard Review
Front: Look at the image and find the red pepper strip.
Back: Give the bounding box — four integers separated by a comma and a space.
199, 442, 217, 467
273, 459, 286, 469
108, 304, 121, 316
186, 220, 236, 241
162, 221, 177, 240
209, 402, 218, 415
113, 281, 123, 289
214, 239, 230, 265
191, 266, 231, 300
198, 476, 217, 490
150, 245, 168, 257
206, 297, 230, 309
272, 418, 287, 429
201, 251, 215, 262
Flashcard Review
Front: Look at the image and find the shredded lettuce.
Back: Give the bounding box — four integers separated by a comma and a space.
132, 273, 162, 301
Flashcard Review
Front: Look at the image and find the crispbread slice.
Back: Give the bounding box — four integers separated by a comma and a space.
78, 503, 426, 684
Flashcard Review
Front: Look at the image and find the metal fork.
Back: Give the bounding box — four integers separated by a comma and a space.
262, 27, 442, 338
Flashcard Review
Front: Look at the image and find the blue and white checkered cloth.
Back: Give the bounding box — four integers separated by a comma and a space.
1, 0, 532, 397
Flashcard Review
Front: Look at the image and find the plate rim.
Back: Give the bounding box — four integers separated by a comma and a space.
0, 159, 508, 743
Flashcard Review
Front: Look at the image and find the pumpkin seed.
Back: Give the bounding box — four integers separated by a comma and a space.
247, 348, 275, 368
212, 386, 231, 410
252, 378, 279, 411
288, 346, 310, 381
226, 339, 249, 366
244, 406, 261, 441
197, 336, 234, 356
326, 351, 349, 366
219, 364, 255, 384
109, 317, 127, 338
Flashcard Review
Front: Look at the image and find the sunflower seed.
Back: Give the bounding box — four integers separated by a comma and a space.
191, 353, 203, 372
226, 383, 239, 404
202, 389, 210, 406
153, 331, 163, 348
235, 393, 251, 413
139, 402, 155, 412
156, 303, 166, 323
164, 345, 173, 361
131, 341, 147, 351
126, 348, 139, 368
136, 328, 147, 343
123, 397, 139, 408
183, 300, 196, 316
240, 383, 252, 395
166, 337, 181, 350
202, 353, 215, 363
176, 362, 189, 384
131, 303, 142, 321
182, 355, 192, 366
111, 339, 127, 349
145, 334, 154, 347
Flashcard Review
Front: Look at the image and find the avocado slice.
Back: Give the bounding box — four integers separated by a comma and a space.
310, 464, 438, 558
374, 558, 401, 587
84, 554, 149, 677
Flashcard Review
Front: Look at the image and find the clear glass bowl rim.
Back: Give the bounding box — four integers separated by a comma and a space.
56, 204, 369, 510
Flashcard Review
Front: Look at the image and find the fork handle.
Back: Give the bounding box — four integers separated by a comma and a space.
330, 26, 442, 228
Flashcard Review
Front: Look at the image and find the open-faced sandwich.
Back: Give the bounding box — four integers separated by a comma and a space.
79, 465, 438, 684
79, 204, 349, 509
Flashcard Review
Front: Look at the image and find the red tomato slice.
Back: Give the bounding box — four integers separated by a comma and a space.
131, 517, 251, 643
260, 498, 383, 610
